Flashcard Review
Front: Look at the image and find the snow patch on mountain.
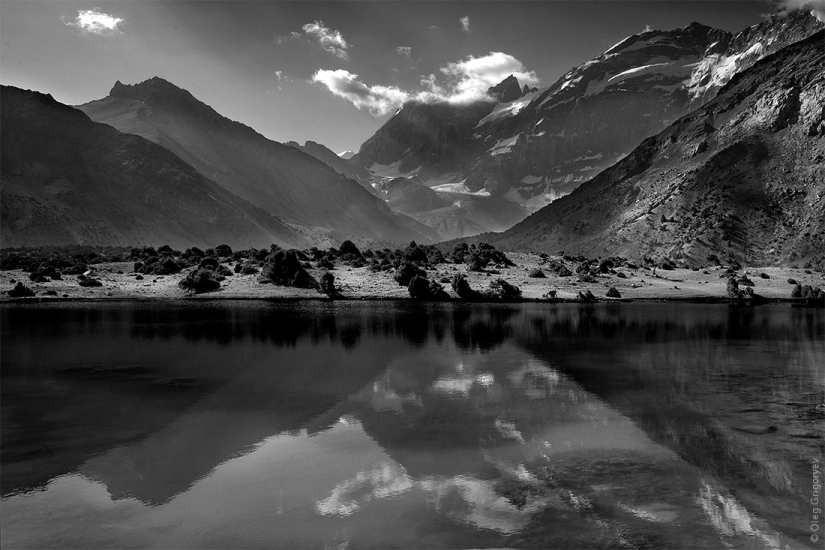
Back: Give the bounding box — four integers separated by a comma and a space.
488, 134, 520, 156
583, 56, 701, 97
686, 42, 765, 99
476, 91, 541, 127
431, 182, 491, 196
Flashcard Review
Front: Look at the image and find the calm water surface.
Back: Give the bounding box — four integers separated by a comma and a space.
1, 302, 823, 549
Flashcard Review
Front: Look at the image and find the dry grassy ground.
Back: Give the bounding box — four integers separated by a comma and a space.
2, 253, 823, 302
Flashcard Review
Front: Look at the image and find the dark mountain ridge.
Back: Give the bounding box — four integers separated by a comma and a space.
0, 86, 307, 250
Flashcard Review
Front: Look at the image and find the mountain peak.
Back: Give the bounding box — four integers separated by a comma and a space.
684, 21, 711, 31
109, 77, 202, 107
487, 75, 524, 103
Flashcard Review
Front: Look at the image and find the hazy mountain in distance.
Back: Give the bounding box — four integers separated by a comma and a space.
352, 11, 822, 218
286, 140, 375, 194
482, 30, 825, 269
0, 86, 308, 250
79, 78, 437, 245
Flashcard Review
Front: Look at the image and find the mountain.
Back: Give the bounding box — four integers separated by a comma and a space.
482, 30, 825, 269
0, 86, 307, 250
286, 140, 374, 193
338, 151, 356, 160
78, 78, 437, 245
377, 177, 450, 216
352, 11, 822, 223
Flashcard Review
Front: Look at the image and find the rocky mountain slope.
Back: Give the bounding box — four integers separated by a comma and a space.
0, 86, 308, 250
79, 78, 437, 244
352, 11, 822, 227
484, 30, 825, 269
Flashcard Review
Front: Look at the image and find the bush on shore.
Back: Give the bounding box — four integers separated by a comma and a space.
179, 268, 223, 293
6, 282, 36, 297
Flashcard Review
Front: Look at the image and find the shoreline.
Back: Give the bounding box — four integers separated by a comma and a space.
2, 253, 823, 306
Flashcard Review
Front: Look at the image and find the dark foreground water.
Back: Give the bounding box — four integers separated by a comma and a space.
1, 302, 823, 549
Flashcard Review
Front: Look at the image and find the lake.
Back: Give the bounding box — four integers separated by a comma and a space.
1, 301, 823, 549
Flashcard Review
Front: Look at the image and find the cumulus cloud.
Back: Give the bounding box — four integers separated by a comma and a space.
312, 69, 409, 115
460, 16, 471, 32
643, 24, 653, 32
439, 52, 540, 103
312, 52, 541, 116
396, 46, 412, 58
302, 20, 349, 59
773, 0, 825, 21
65, 8, 123, 36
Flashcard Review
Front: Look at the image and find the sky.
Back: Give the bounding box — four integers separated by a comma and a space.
0, 0, 808, 153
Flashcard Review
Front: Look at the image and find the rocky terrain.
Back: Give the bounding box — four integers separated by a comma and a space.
2, 255, 822, 303
78, 78, 437, 244
0, 86, 307, 250
482, 30, 825, 270
348, 12, 822, 238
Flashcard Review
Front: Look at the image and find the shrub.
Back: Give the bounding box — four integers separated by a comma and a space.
199, 257, 220, 270
528, 268, 546, 278
486, 278, 521, 300
737, 275, 754, 287
339, 240, 362, 258
318, 270, 337, 296
606, 287, 621, 298
7, 282, 35, 297
727, 277, 740, 299
579, 273, 596, 283
143, 256, 182, 276
394, 262, 425, 286
465, 253, 488, 272
261, 250, 316, 288
545, 260, 572, 277
451, 273, 480, 300
787, 278, 798, 285
78, 277, 103, 287
317, 258, 334, 270
759, 273, 770, 279
215, 244, 233, 257
215, 264, 233, 277
616, 272, 627, 279
179, 268, 223, 293
240, 261, 259, 275
408, 275, 449, 300
577, 290, 596, 302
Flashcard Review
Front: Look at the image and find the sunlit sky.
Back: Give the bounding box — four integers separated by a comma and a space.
1, 1, 780, 153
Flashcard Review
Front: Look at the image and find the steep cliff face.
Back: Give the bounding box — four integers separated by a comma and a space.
79, 77, 438, 244
353, 12, 822, 224
486, 31, 825, 268
0, 86, 308, 249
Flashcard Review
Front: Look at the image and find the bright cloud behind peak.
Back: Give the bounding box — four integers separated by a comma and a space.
460, 16, 471, 32
312, 52, 540, 116
65, 9, 123, 36
302, 20, 349, 59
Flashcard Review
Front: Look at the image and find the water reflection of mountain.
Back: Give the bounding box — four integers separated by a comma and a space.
2, 302, 822, 546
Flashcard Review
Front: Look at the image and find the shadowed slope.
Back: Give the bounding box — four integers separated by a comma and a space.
0, 86, 307, 249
